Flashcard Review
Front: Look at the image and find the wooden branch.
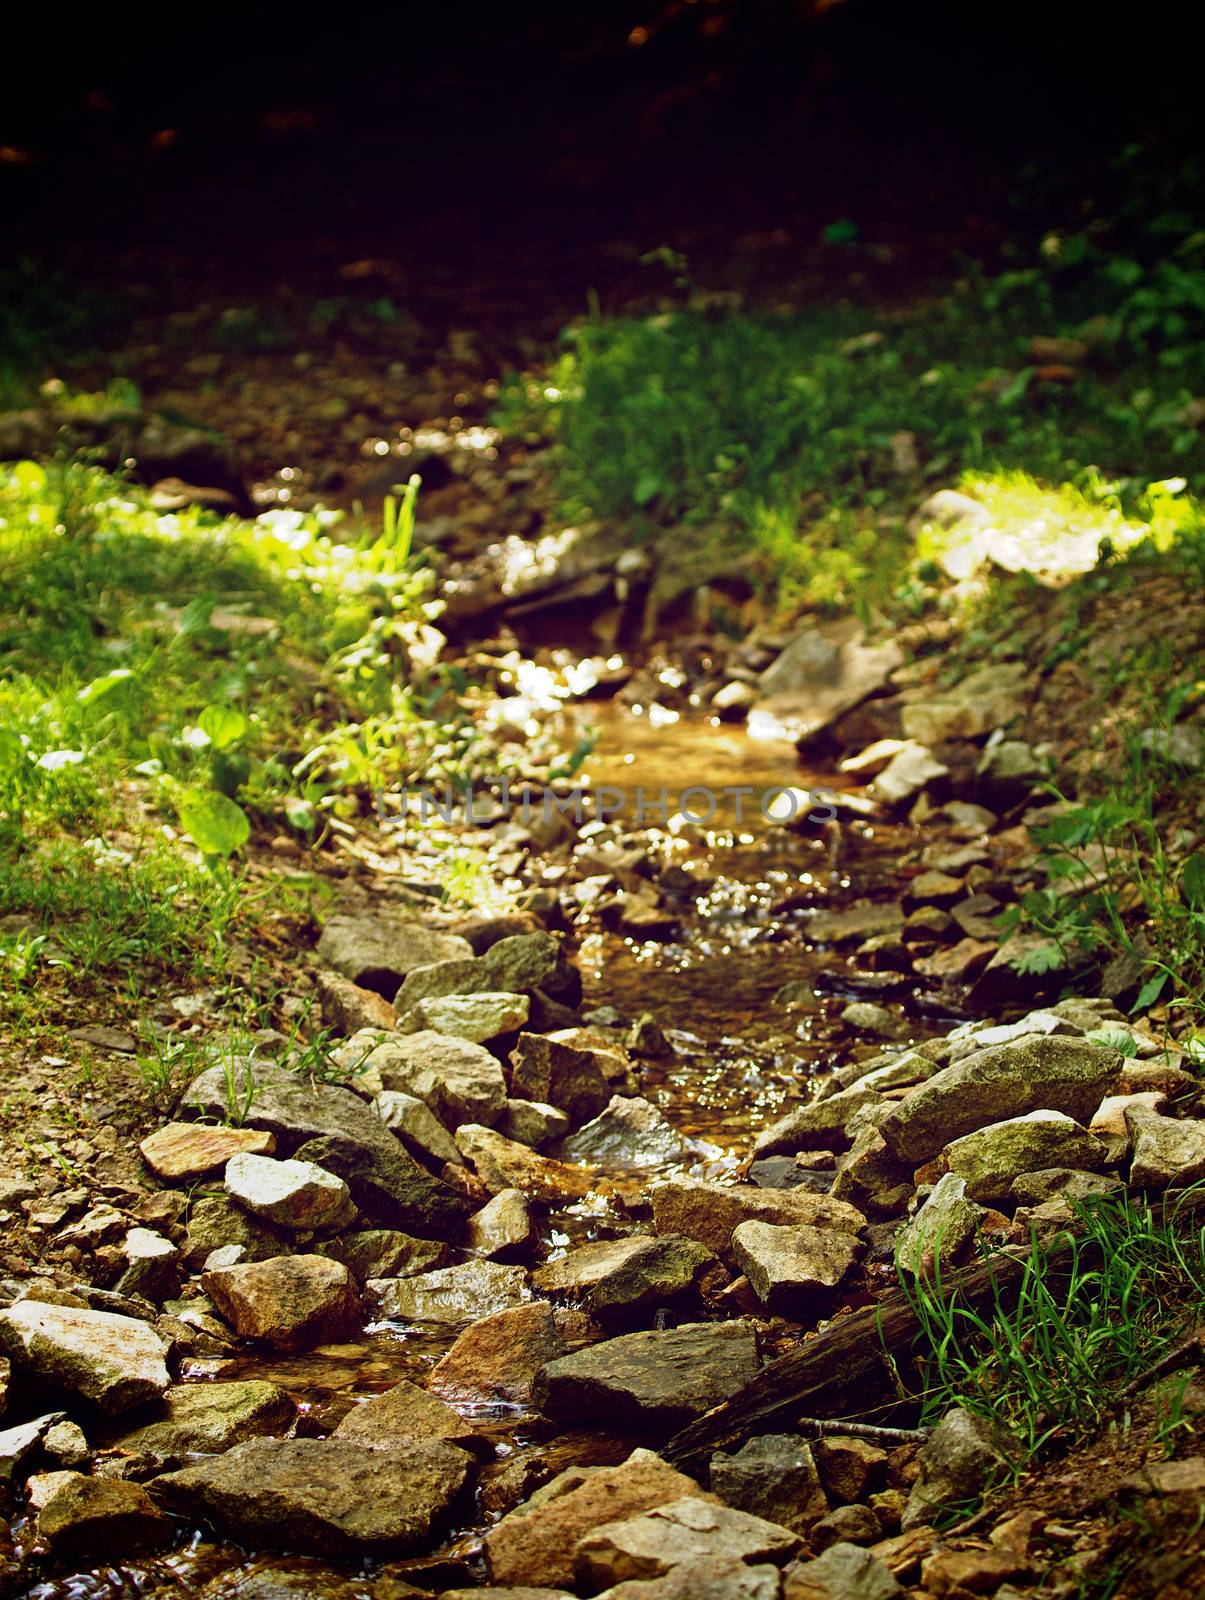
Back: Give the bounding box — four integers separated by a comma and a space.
794, 1417, 930, 1446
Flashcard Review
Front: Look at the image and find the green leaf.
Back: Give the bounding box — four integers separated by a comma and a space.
822, 219, 861, 245
198, 704, 248, 750
1132, 971, 1168, 1013
177, 790, 250, 857
77, 668, 135, 707
1181, 853, 1205, 910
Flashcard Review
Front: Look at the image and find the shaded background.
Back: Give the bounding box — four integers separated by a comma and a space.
4, 0, 1197, 286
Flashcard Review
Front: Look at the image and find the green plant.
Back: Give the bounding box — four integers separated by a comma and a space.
901, 1191, 1205, 1485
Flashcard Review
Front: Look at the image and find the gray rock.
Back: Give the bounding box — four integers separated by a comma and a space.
113, 1380, 293, 1462
0, 1302, 170, 1415
783, 1541, 903, 1599
575, 1495, 800, 1589
498, 1098, 572, 1148
533, 1236, 717, 1324
373, 1089, 463, 1167
754, 1085, 889, 1158
533, 1320, 760, 1431
510, 1032, 612, 1126
555, 1095, 689, 1168
117, 1227, 181, 1302
399, 990, 530, 1043
876, 1037, 1121, 1165
1139, 724, 1204, 770
1127, 1110, 1205, 1189
151, 1436, 473, 1555
468, 1189, 536, 1261
894, 1175, 983, 1278
731, 1222, 861, 1316
370, 1260, 530, 1324
710, 1434, 828, 1534
749, 622, 902, 745
868, 744, 949, 807
396, 931, 580, 1010
943, 1111, 1111, 1203
901, 1406, 1014, 1530
183, 1195, 290, 1268
1007, 1168, 1122, 1206
365, 1031, 508, 1128
900, 663, 1027, 747
0, 1413, 65, 1484
316, 912, 472, 1000
318, 1228, 447, 1285
183, 1063, 471, 1239
224, 1153, 357, 1232
203, 1255, 358, 1351
652, 1180, 866, 1263
809, 1503, 882, 1549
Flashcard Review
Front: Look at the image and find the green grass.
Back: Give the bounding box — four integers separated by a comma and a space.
0, 455, 512, 1046
494, 212, 1205, 615
901, 1190, 1205, 1493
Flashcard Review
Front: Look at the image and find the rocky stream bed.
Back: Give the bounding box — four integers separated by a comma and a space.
2, 661, 1204, 1600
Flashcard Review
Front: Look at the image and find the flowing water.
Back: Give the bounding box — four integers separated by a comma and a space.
22, 707, 955, 1599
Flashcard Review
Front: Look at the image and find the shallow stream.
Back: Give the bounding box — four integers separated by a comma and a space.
24, 707, 955, 1599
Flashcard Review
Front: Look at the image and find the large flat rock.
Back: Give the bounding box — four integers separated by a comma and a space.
151, 1436, 473, 1556
533, 1320, 760, 1431
0, 1302, 170, 1415
876, 1036, 1122, 1166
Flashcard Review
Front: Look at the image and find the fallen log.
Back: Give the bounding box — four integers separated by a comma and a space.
666, 1239, 1074, 1466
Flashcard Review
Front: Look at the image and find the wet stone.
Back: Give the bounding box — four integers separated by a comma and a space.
332, 1378, 478, 1448
203, 1255, 359, 1351
317, 1228, 448, 1285
38, 1475, 173, 1560
467, 1188, 536, 1261
456, 1122, 596, 1202
554, 1095, 689, 1168
151, 1435, 474, 1556
533, 1319, 760, 1431
370, 1259, 531, 1324
428, 1300, 579, 1406
533, 1235, 717, 1324
113, 1380, 294, 1463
